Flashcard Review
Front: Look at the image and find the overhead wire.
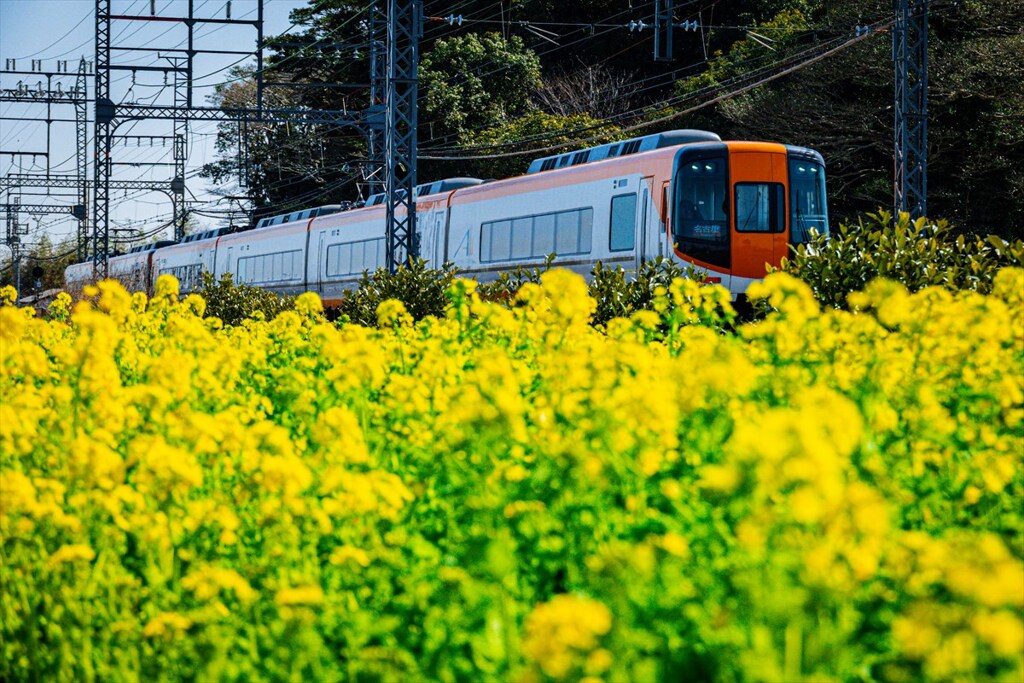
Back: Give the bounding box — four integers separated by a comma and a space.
420, 19, 890, 161
416, 2, 882, 152
416, 1, 847, 152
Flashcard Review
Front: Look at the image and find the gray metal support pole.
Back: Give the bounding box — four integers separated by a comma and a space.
654, 0, 674, 61
171, 56, 189, 240
893, 0, 928, 218
76, 59, 89, 260
366, 0, 387, 197
384, 0, 421, 272
94, 0, 112, 277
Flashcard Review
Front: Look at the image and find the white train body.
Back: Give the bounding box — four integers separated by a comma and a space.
65, 129, 829, 305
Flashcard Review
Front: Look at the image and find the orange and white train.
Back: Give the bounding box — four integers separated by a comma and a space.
65, 129, 829, 305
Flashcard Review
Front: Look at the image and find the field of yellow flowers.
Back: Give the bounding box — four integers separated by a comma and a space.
1, 269, 1022, 682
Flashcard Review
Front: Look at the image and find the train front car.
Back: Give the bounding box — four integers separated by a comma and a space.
670, 141, 829, 297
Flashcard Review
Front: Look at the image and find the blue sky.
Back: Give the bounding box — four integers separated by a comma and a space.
1, 0, 302, 248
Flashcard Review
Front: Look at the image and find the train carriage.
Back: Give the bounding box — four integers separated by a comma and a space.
65, 129, 829, 305
155, 227, 232, 294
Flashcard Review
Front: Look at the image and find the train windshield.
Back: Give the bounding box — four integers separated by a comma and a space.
789, 159, 828, 245
673, 156, 730, 268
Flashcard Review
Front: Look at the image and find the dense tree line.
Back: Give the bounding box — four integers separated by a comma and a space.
201, 0, 1022, 238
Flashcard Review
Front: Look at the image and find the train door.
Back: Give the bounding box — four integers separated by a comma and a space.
661, 181, 671, 258
637, 182, 651, 269
729, 150, 787, 282
226, 246, 234, 279
433, 213, 446, 266
317, 231, 326, 294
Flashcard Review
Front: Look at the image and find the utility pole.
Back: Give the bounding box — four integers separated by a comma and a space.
3, 200, 29, 293
75, 59, 90, 260
170, 55, 189, 241
384, 0, 422, 272
893, 0, 928, 218
0, 58, 91, 259
91, 0, 367, 276
654, 0, 674, 61
93, 0, 113, 274
366, 0, 387, 197
92, 0, 267, 275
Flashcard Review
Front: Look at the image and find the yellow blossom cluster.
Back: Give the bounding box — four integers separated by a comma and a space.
0, 268, 1021, 682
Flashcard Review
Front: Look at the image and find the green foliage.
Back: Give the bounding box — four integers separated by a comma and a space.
335, 257, 732, 331
194, 271, 295, 325
588, 257, 690, 326
336, 259, 459, 327
459, 111, 620, 180
475, 259, 549, 302
420, 32, 542, 141
778, 211, 1024, 308
675, 9, 810, 95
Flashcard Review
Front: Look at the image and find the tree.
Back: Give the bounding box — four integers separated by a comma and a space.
677, 0, 1024, 238
534, 62, 641, 120
420, 33, 542, 142
456, 111, 620, 180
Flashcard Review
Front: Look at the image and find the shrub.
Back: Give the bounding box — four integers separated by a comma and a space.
476, 256, 553, 302
779, 210, 1024, 308
589, 257, 696, 326
335, 259, 459, 326
194, 271, 294, 325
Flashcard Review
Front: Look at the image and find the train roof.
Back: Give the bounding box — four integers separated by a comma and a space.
364, 177, 485, 206
784, 145, 826, 166
127, 239, 178, 254
181, 225, 237, 243
254, 204, 348, 229
526, 129, 721, 175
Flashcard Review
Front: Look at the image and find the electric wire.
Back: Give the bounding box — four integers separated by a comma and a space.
420, 21, 888, 161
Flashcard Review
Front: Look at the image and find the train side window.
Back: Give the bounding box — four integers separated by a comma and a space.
579, 208, 593, 253
609, 193, 637, 251
491, 220, 512, 261
481, 208, 592, 263
351, 241, 365, 273
365, 240, 379, 271
511, 218, 532, 259
735, 183, 784, 233
326, 244, 338, 275
480, 223, 492, 262
372, 240, 382, 269
339, 244, 353, 274
533, 214, 555, 255
555, 212, 578, 253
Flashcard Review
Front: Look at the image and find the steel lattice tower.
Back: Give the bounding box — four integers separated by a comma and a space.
384, 0, 421, 272
893, 0, 929, 218
366, 0, 387, 197
171, 56, 189, 241
75, 59, 89, 260
93, 0, 113, 275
